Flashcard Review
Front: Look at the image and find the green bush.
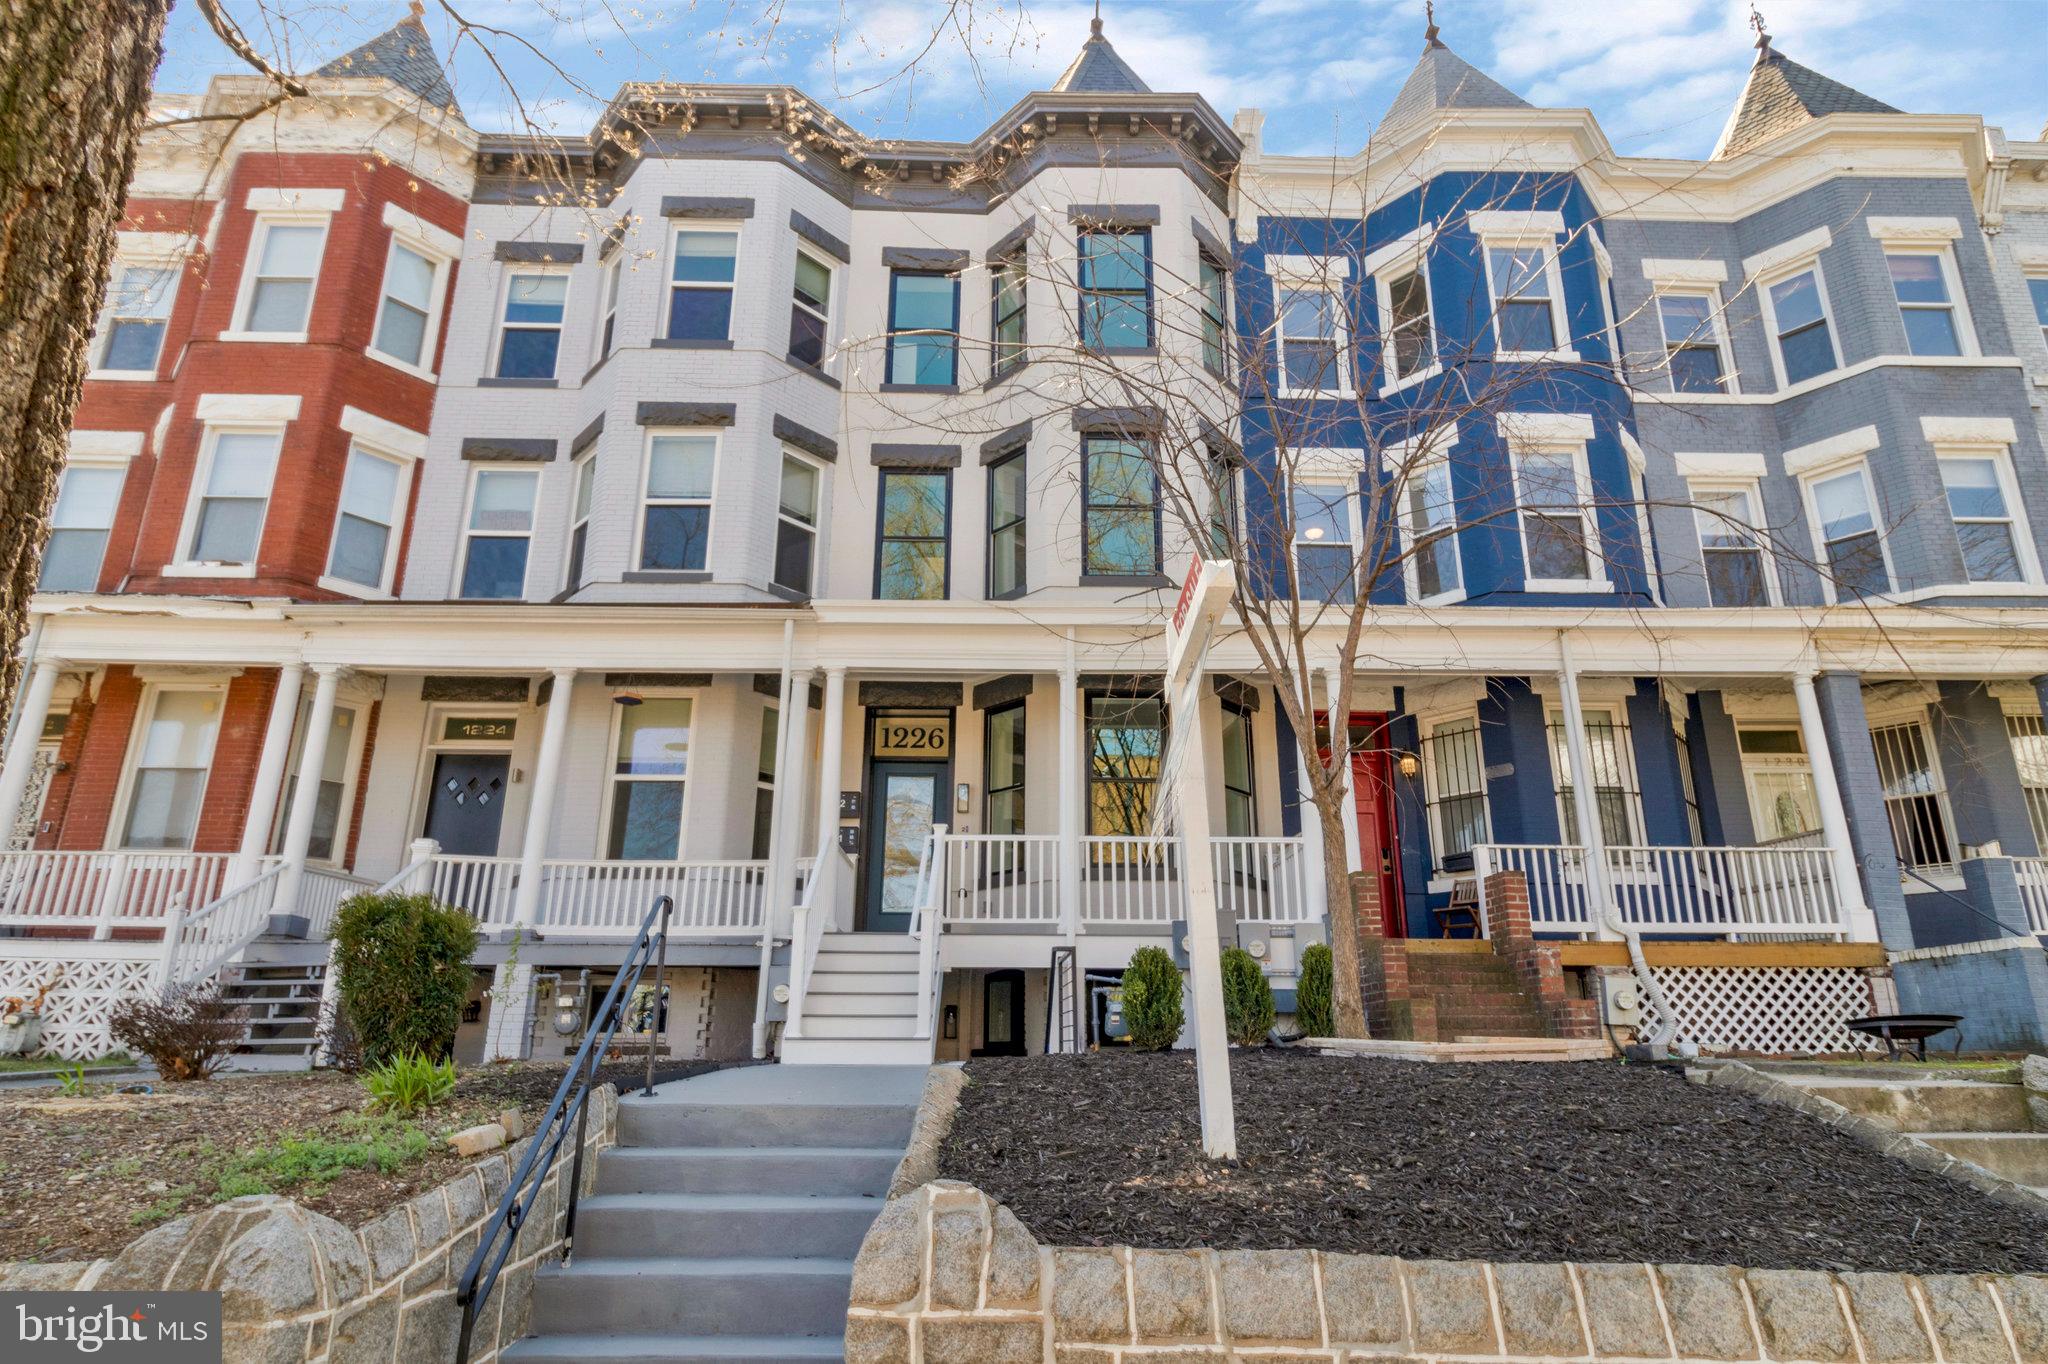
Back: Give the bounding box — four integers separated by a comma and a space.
1120, 947, 1185, 1051
1221, 947, 1276, 1046
1295, 943, 1334, 1038
362, 1051, 457, 1115
330, 892, 478, 1067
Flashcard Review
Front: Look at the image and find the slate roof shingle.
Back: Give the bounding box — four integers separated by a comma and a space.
1049, 18, 1151, 95
1378, 40, 1530, 134
313, 15, 461, 117
1713, 44, 1897, 159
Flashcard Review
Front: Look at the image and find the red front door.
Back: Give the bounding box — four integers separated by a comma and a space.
1320, 714, 1405, 938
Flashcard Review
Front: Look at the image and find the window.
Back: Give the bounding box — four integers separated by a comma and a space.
1886, 252, 1963, 357
1278, 284, 1345, 392
240, 221, 327, 333
1290, 480, 1355, 603
1082, 436, 1159, 577
187, 430, 281, 565
1206, 451, 1240, 557
1690, 483, 1771, 607
876, 469, 949, 600
752, 707, 778, 861
1404, 456, 1461, 602
496, 271, 567, 379
607, 696, 692, 860
991, 255, 1027, 374
1514, 445, 1596, 586
1487, 245, 1558, 353
2006, 712, 2048, 852
95, 262, 177, 372
668, 228, 738, 341
372, 242, 439, 367
326, 445, 408, 591
1078, 228, 1151, 349
1938, 455, 2027, 584
119, 690, 220, 850
1657, 292, 1728, 393
1382, 264, 1432, 383
1807, 465, 1888, 598
596, 256, 622, 361
2028, 275, 2048, 348
1220, 702, 1256, 837
1199, 256, 1228, 373
638, 434, 715, 572
774, 454, 820, 595
1765, 266, 1837, 385
985, 702, 1025, 837
1871, 720, 1953, 872
275, 703, 356, 862
1423, 715, 1487, 863
1547, 709, 1640, 847
565, 453, 595, 590
789, 250, 832, 367
987, 449, 1026, 598
888, 272, 958, 385
1737, 728, 1819, 842
458, 467, 538, 599
39, 463, 125, 592
1087, 695, 1162, 835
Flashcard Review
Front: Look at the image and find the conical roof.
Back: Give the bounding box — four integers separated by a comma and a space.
314, 13, 460, 116
1712, 40, 1896, 159
1050, 17, 1151, 95
1379, 31, 1530, 134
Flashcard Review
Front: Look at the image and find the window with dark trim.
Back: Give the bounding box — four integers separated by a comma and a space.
888, 271, 959, 384
991, 255, 1026, 375
1079, 228, 1151, 349
1220, 700, 1255, 837
667, 228, 738, 341
985, 701, 1025, 838
987, 449, 1026, 598
1087, 693, 1163, 836
875, 468, 950, 599
752, 705, 777, 860
1082, 435, 1160, 577
789, 250, 832, 367
1199, 255, 1228, 373
775, 453, 821, 595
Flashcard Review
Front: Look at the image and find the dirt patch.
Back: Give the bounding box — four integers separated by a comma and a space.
937, 1049, 2048, 1274
0, 1058, 742, 1263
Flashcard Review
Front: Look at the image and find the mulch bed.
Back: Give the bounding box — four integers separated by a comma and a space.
0, 1058, 745, 1263
937, 1049, 2048, 1274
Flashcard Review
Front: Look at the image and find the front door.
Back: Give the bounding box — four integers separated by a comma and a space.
861, 760, 945, 932
424, 752, 511, 856
1350, 744, 1404, 937
975, 969, 1026, 1056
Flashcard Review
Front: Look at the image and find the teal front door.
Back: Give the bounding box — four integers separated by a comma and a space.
861, 761, 944, 932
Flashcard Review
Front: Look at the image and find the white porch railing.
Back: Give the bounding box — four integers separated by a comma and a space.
784, 838, 848, 1041
941, 834, 1061, 925
913, 825, 946, 1040
418, 854, 774, 935
936, 833, 1317, 928
162, 866, 286, 987
426, 854, 520, 926
1082, 835, 1182, 926
1212, 837, 1317, 924
297, 867, 376, 938
2018, 856, 2048, 936
0, 850, 244, 937
1473, 842, 1846, 938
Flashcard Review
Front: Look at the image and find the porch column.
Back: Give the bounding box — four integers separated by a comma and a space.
1554, 638, 1617, 940
0, 654, 62, 843
1057, 644, 1082, 941
272, 665, 342, 918
811, 666, 847, 929
233, 661, 304, 884
1811, 671, 1913, 947
509, 668, 577, 930
778, 670, 816, 921
1792, 672, 1879, 942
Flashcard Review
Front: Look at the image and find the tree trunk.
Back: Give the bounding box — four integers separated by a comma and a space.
1317, 794, 1368, 1037
0, 0, 170, 717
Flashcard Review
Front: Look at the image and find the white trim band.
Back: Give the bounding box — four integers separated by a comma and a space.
1743, 225, 1833, 280
1920, 415, 2015, 445
195, 393, 302, 423
1865, 215, 1963, 242
245, 187, 345, 213
339, 406, 428, 459
1676, 451, 1768, 479
1496, 410, 1596, 445
1783, 424, 1880, 476
68, 431, 145, 460
1640, 257, 1730, 284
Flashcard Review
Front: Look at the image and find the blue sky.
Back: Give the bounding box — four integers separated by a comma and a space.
158, 0, 2045, 160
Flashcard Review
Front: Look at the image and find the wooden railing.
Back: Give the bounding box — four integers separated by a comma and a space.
0, 850, 247, 937
2018, 856, 2048, 936
941, 834, 1061, 925
1473, 842, 1846, 939
418, 855, 774, 936
934, 833, 1317, 928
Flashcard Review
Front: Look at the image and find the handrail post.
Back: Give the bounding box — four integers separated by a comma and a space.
155, 890, 188, 990
645, 897, 670, 1096
93, 853, 131, 941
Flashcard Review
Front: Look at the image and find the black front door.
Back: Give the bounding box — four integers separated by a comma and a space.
861, 760, 945, 932
976, 969, 1026, 1056
424, 753, 510, 856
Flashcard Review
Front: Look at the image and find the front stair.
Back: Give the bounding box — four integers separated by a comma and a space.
506, 1064, 926, 1364
219, 961, 327, 1067
1404, 947, 1559, 1040
780, 933, 933, 1065
1764, 1064, 2048, 1197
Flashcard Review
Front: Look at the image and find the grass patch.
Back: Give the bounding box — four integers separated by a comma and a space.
0, 1053, 132, 1074
208, 1115, 435, 1202
131, 1185, 197, 1228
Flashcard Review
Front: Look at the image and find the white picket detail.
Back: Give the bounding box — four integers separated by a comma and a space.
163, 865, 286, 987
1473, 842, 1845, 939
0, 850, 242, 934
941, 834, 1061, 924
2017, 856, 2048, 936
426, 855, 521, 927
1472, 844, 1592, 935
1211, 837, 1316, 923
296, 867, 376, 937
537, 859, 769, 934
1081, 835, 1181, 925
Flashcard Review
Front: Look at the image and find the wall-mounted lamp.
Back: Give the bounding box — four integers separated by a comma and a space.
956, 782, 971, 814
943, 1004, 958, 1040
1396, 751, 1421, 779
613, 692, 644, 707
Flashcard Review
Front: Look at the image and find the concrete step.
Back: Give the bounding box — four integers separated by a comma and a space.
801, 994, 917, 1019
617, 1100, 916, 1151
1777, 1078, 2032, 1133
573, 1193, 884, 1259
814, 936, 919, 959
1916, 1132, 2048, 1186
795, 1015, 918, 1039
531, 1257, 854, 1336
594, 1146, 901, 1198
505, 1332, 843, 1363
806, 971, 918, 994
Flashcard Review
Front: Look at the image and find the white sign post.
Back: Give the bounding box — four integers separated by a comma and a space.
1164, 556, 1239, 1160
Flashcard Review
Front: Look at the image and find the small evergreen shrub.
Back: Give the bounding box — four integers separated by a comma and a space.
362, 1051, 457, 1115
1120, 947, 1185, 1051
1221, 947, 1276, 1045
109, 984, 245, 1081
1295, 942, 1335, 1038
330, 892, 478, 1067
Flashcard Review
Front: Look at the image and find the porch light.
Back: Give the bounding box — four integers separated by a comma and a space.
613, 692, 644, 706
1396, 752, 1421, 779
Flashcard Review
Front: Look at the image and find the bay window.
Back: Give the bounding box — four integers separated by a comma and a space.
991, 254, 1027, 375
1382, 264, 1433, 383
1885, 250, 1968, 357
326, 444, 409, 591
458, 466, 539, 599
987, 449, 1026, 599
1938, 454, 2026, 584
1078, 228, 1151, 350
1277, 283, 1346, 393
1657, 292, 1729, 393
495, 271, 568, 379
1403, 455, 1462, 603
371, 241, 439, 368
40, 463, 126, 592
1290, 479, 1355, 603
565, 453, 595, 590
1486, 244, 1561, 354
667, 228, 738, 342
1763, 265, 1837, 386
876, 469, 950, 600
1081, 436, 1159, 578
239, 219, 327, 334
95, 262, 178, 373
887, 272, 959, 385
1804, 464, 1889, 599
788, 250, 832, 367
638, 433, 716, 573
187, 430, 282, 566
774, 453, 820, 595
1513, 444, 1597, 588
1199, 255, 1228, 374
1689, 482, 1772, 607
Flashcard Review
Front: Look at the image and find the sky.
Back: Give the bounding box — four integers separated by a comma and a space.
155, 0, 2047, 160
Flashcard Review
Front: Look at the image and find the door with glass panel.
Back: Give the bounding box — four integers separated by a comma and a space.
861, 710, 952, 933
1736, 728, 1820, 842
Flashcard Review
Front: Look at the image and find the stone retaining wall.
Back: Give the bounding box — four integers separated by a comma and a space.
0, 1084, 618, 1364
848, 1180, 2048, 1364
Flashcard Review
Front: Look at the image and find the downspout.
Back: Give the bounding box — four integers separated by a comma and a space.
752, 619, 797, 1059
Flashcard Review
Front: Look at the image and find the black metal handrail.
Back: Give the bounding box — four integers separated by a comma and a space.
454, 894, 671, 1364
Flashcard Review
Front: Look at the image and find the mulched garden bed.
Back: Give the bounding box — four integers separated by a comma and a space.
0, 1058, 744, 1263
937, 1049, 2048, 1274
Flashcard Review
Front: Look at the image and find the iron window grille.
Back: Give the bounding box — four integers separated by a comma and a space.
2007, 712, 2048, 853
1546, 712, 1644, 848
1870, 719, 1955, 873
1421, 716, 1489, 867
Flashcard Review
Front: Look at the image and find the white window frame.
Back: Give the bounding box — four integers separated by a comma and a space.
564, 449, 597, 592
788, 245, 837, 372
168, 421, 288, 578
40, 448, 133, 594
1867, 217, 1979, 360
1686, 477, 1777, 607
633, 428, 720, 575
1385, 426, 1464, 607
1652, 286, 1737, 396
1933, 445, 2041, 587
319, 444, 416, 600
89, 244, 185, 379
1734, 724, 1821, 843
665, 220, 742, 343
1366, 226, 1439, 395
1268, 254, 1353, 398
599, 688, 701, 862
1500, 412, 1607, 593
1471, 212, 1576, 363
1796, 455, 1894, 604
492, 265, 573, 381
594, 253, 624, 365
773, 447, 825, 597
109, 682, 225, 852
367, 205, 459, 380
455, 463, 541, 600
1422, 709, 1490, 870
1868, 710, 1959, 879
1748, 234, 1842, 392
1286, 474, 1361, 602
224, 194, 341, 343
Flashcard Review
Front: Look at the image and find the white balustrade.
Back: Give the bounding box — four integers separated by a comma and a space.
538, 859, 769, 934
295, 867, 376, 938
1473, 842, 1844, 939
941, 834, 1061, 924
1473, 843, 1592, 934
162, 865, 286, 987
0, 851, 243, 935
1211, 837, 1316, 923
2017, 856, 2048, 936
1080, 835, 1182, 925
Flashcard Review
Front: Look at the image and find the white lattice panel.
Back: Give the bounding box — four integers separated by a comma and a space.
0, 952, 158, 1060
1647, 966, 1872, 1055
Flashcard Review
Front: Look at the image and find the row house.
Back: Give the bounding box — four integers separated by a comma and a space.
1, 13, 2044, 1065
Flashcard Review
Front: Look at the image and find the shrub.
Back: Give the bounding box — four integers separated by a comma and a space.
1295, 943, 1335, 1038
1121, 947, 1185, 1051
330, 892, 479, 1067
1221, 947, 1276, 1046
109, 984, 246, 1081
363, 1051, 457, 1115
